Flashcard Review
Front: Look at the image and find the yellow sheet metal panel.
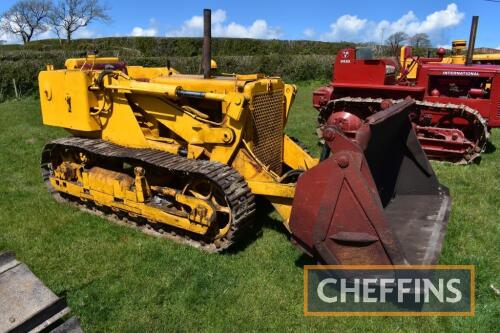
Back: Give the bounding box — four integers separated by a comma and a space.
283, 135, 318, 170
65, 56, 121, 69
247, 180, 295, 198
99, 94, 149, 148
38, 70, 101, 132
152, 74, 239, 93
473, 53, 500, 62
126, 66, 177, 79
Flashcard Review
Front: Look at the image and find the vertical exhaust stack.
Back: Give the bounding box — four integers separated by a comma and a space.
203, 9, 211, 79
466, 16, 479, 66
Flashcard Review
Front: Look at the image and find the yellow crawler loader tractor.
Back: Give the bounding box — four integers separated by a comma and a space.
37, 10, 451, 266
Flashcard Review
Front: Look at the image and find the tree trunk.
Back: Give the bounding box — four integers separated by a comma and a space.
66, 30, 71, 43
54, 30, 62, 45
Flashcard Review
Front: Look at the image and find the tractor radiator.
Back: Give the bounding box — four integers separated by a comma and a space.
251, 89, 284, 175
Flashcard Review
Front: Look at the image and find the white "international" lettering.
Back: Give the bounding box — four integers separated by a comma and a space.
442, 71, 480, 76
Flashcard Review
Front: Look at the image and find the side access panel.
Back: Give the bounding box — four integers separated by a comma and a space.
38, 70, 101, 131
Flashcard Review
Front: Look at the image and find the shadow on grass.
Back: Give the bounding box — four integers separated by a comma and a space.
294, 253, 316, 267
472, 155, 482, 165
470, 141, 496, 165
225, 197, 285, 255
226, 197, 317, 269
484, 140, 496, 154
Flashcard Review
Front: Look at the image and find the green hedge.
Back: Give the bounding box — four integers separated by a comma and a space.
0, 53, 335, 101
1, 37, 437, 57
0, 37, 355, 57
0, 37, 440, 101
0, 37, 356, 100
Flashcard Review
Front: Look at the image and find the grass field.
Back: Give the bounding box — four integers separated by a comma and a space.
0, 82, 499, 332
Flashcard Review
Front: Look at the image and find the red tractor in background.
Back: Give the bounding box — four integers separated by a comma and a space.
313, 17, 499, 163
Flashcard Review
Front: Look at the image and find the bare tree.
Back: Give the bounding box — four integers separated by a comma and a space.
386, 31, 408, 56
409, 33, 432, 48
0, 0, 52, 44
49, 0, 110, 43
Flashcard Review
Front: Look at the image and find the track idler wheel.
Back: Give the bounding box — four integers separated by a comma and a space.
181, 179, 232, 242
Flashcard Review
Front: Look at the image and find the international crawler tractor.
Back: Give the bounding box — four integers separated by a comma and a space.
37, 10, 451, 266
314, 16, 500, 164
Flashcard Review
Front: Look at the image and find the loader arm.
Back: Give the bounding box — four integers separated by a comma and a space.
289, 100, 451, 265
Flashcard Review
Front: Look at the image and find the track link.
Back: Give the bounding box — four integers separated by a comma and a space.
41, 137, 256, 252
320, 97, 489, 164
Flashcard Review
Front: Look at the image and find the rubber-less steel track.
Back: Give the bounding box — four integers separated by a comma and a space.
41, 137, 256, 252
320, 97, 489, 164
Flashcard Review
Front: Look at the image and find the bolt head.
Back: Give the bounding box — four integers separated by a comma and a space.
134, 167, 145, 176
223, 132, 232, 143
323, 128, 336, 141
336, 155, 349, 168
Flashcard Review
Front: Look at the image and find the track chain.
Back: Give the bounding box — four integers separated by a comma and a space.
41, 137, 256, 253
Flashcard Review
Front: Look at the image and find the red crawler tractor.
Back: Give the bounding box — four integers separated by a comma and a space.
313, 20, 499, 163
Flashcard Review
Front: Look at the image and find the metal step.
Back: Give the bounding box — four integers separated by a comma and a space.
0, 251, 81, 333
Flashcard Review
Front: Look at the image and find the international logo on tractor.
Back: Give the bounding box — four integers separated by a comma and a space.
304, 265, 475, 316
340, 50, 351, 64
441, 71, 480, 76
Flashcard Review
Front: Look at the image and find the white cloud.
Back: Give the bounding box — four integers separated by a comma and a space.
166, 9, 282, 39
29, 27, 96, 41
73, 27, 96, 39
36, 30, 56, 40
303, 28, 316, 38
0, 21, 55, 43
321, 15, 367, 41
436, 44, 451, 49
0, 32, 16, 44
0, 31, 16, 44
0, 17, 20, 43
320, 3, 464, 45
130, 27, 158, 37
130, 18, 158, 37
497, 46, 500, 50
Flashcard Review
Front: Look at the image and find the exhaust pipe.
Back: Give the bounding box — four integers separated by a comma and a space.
203, 9, 211, 79
466, 16, 479, 66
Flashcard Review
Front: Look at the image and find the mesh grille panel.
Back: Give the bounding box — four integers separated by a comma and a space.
251, 89, 284, 175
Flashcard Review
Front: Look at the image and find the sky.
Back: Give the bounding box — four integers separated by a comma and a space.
1, 0, 499, 48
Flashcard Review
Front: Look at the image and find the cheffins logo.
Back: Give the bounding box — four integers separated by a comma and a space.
304, 265, 474, 316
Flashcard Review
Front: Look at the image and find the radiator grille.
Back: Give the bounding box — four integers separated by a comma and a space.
251, 89, 284, 175
497, 101, 500, 117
